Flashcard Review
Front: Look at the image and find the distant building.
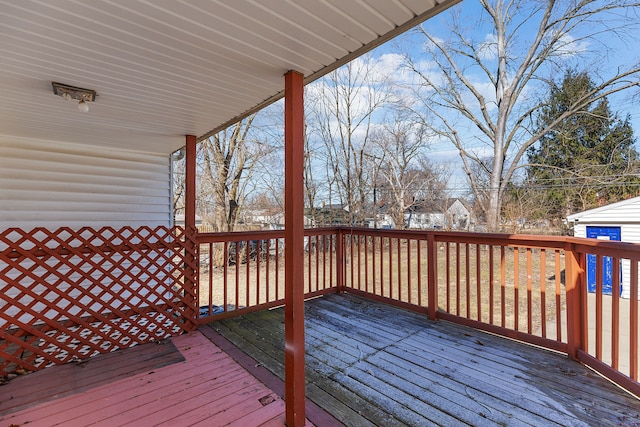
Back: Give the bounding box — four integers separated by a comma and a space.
379, 198, 473, 230
566, 196, 640, 298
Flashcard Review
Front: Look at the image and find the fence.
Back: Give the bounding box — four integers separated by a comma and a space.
338, 228, 639, 396
2, 224, 638, 396
196, 228, 338, 322
0, 226, 198, 375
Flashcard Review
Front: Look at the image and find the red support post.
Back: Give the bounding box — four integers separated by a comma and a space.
565, 244, 584, 360
184, 134, 198, 325
284, 70, 306, 427
185, 135, 197, 230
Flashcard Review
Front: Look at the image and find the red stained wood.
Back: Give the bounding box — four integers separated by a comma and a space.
283, 69, 306, 427
0, 331, 298, 427
0, 225, 198, 375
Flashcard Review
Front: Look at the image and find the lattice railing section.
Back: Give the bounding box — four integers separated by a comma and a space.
0, 226, 198, 375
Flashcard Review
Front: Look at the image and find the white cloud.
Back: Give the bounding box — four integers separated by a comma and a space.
478, 33, 498, 60
548, 32, 589, 57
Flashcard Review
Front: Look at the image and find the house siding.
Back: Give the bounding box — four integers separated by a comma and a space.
0, 137, 171, 230
568, 198, 640, 299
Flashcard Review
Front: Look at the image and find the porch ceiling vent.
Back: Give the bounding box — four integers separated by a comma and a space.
52, 81, 97, 112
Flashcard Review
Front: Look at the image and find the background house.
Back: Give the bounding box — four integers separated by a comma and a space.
566, 196, 640, 298
383, 198, 473, 230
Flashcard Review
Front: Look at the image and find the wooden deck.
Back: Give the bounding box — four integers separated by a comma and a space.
0, 330, 309, 426
210, 293, 640, 427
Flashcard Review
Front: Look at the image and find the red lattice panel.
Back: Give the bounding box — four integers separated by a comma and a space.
0, 226, 199, 375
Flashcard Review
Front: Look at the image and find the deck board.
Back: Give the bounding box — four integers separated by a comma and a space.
211, 293, 640, 427
0, 331, 298, 427
0, 338, 185, 415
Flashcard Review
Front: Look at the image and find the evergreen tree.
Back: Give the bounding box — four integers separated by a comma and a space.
526, 70, 640, 217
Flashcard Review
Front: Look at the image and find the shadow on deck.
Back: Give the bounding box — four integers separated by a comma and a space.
209, 293, 640, 427
0, 330, 304, 426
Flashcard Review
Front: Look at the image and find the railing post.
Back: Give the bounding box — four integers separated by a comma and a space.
565, 244, 585, 360
283, 70, 306, 427
184, 134, 198, 325
427, 233, 438, 320
336, 228, 345, 293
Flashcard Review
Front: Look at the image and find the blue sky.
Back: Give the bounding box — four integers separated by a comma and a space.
252, 1, 640, 202
363, 0, 640, 195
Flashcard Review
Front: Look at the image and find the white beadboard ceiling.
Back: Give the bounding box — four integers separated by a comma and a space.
0, 0, 458, 155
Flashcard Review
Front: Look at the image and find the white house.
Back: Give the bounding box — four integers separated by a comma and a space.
566, 196, 640, 298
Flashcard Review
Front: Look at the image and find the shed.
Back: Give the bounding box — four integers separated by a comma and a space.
566, 196, 640, 298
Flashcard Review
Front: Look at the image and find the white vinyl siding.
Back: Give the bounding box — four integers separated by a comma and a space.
567, 196, 640, 224
568, 199, 640, 299
0, 137, 171, 230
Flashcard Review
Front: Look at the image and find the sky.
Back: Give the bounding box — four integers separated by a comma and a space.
249, 0, 640, 203
351, 0, 640, 196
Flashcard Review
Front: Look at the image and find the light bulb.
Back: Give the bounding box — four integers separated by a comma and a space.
78, 99, 90, 113
62, 92, 72, 101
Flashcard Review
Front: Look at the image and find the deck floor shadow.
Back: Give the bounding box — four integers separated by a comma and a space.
1, 330, 302, 426
209, 293, 640, 427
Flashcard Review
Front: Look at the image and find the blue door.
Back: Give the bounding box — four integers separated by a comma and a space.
586, 226, 621, 294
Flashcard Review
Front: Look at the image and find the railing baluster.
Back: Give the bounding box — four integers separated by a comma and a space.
417, 238, 422, 307
308, 235, 312, 293
596, 253, 604, 360
514, 247, 519, 331
224, 242, 228, 312
315, 235, 320, 292
466, 243, 470, 319
235, 242, 240, 310
427, 234, 437, 320
456, 242, 460, 316
389, 237, 393, 299
372, 236, 376, 295
527, 248, 532, 334
380, 236, 384, 298
476, 243, 481, 321
489, 245, 494, 325
350, 234, 355, 289
397, 238, 402, 301
364, 236, 369, 294
446, 241, 450, 313
540, 249, 547, 338
208, 242, 213, 315
276, 239, 280, 299
501, 246, 506, 328
630, 259, 638, 381
256, 240, 261, 304
555, 250, 562, 341
407, 239, 412, 305
358, 236, 362, 291
266, 239, 270, 303
246, 240, 251, 307
323, 235, 327, 290
611, 257, 620, 370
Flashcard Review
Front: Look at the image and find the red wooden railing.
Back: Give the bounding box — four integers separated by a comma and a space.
0, 226, 198, 375
196, 228, 338, 322
337, 228, 640, 397
2, 224, 638, 397
195, 226, 639, 396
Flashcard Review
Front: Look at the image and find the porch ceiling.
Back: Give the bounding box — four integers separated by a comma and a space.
0, 0, 458, 155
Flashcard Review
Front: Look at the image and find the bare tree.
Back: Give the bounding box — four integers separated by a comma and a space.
404, 0, 640, 231
198, 116, 263, 232
307, 54, 394, 225
370, 109, 432, 229
171, 151, 186, 218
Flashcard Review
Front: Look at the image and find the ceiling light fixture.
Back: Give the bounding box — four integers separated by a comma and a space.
52, 82, 97, 112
